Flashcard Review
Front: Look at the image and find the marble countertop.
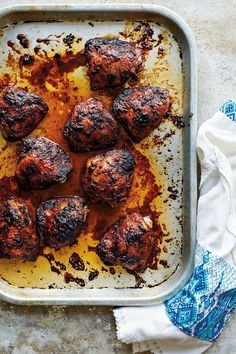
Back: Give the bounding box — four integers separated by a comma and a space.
0, 0, 235, 353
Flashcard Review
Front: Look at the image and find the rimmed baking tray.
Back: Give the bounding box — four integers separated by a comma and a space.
0, 4, 197, 305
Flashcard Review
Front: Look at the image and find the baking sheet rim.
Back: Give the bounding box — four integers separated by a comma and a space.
0, 3, 197, 305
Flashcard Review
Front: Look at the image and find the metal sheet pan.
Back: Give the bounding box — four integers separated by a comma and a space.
0, 4, 197, 305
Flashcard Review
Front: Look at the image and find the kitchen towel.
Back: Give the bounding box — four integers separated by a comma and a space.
114, 99, 236, 354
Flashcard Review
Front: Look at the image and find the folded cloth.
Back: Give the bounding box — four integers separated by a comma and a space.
114, 100, 236, 354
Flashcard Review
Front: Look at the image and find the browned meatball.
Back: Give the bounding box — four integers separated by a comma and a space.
36, 196, 88, 249
0, 196, 39, 261
0, 86, 48, 141
81, 149, 135, 207
113, 86, 170, 142
97, 212, 154, 272
63, 97, 119, 152
85, 37, 144, 90
16, 137, 72, 190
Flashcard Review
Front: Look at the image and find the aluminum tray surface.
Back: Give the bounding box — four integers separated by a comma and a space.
0, 5, 197, 305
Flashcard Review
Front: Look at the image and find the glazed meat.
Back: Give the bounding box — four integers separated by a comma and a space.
63, 97, 119, 152
36, 196, 88, 249
113, 86, 170, 142
81, 149, 135, 207
16, 136, 72, 190
0, 86, 48, 141
85, 37, 144, 90
0, 196, 38, 261
97, 212, 154, 272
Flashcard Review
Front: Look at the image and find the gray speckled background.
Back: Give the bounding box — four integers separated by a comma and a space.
0, 0, 235, 353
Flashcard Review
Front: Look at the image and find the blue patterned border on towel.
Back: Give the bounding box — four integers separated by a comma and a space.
165, 243, 236, 341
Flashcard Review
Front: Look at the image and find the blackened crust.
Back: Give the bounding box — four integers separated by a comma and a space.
36, 195, 88, 249
0, 86, 48, 141
85, 37, 144, 90
113, 86, 170, 142
16, 136, 72, 190
81, 149, 135, 207
63, 97, 119, 152
0, 196, 39, 261
97, 212, 154, 272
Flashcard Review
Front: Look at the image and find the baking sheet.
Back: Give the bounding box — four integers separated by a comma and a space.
0, 4, 197, 305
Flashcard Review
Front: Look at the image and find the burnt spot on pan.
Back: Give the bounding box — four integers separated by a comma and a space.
43, 253, 66, 275
126, 269, 146, 288
7, 40, 21, 54
36, 36, 60, 45
63, 33, 75, 48
62, 34, 82, 48
164, 238, 173, 243
88, 269, 99, 281
142, 129, 176, 150
54, 259, 66, 271
19, 54, 34, 66
48, 283, 56, 289
101, 266, 108, 272
167, 114, 185, 128
64, 272, 85, 287
17, 34, 29, 49
69, 252, 85, 271
168, 186, 178, 200
154, 33, 164, 47
109, 267, 116, 275
23, 20, 62, 24
159, 259, 169, 268
119, 21, 154, 51
33, 46, 41, 55
157, 47, 166, 58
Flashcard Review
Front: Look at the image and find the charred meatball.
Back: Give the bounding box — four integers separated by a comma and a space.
81, 149, 135, 207
63, 97, 119, 152
0, 196, 38, 261
36, 196, 88, 249
113, 86, 170, 142
85, 37, 144, 90
97, 212, 154, 272
16, 136, 72, 190
0, 86, 48, 141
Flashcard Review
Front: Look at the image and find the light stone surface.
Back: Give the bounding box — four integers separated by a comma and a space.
0, 0, 235, 353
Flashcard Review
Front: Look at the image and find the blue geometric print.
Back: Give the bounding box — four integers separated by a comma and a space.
220, 100, 236, 122
165, 244, 236, 342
